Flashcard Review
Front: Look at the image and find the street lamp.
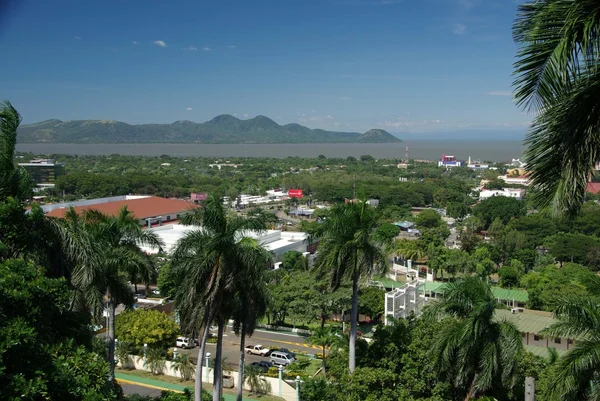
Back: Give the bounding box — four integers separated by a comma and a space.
173, 347, 178, 360
114, 339, 119, 365
143, 343, 148, 364
295, 376, 301, 401
278, 365, 284, 396
205, 352, 211, 383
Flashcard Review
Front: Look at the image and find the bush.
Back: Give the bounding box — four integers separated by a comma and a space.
144, 348, 166, 375
116, 309, 179, 352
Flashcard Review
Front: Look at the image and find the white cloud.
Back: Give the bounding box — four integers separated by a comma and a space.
185, 107, 192, 111
458, 0, 474, 9
74, 36, 82, 40
153, 40, 167, 47
182, 46, 198, 51
297, 113, 306, 117
311, 109, 316, 113
452, 24, 467, 35
487, 91, 512, 96
243, 113, 249, 117
326, 114, 335, 120
132, 41, 139, 45
339, 96, 352, 101
203, 47, 211, 51
228, 45, 236, 49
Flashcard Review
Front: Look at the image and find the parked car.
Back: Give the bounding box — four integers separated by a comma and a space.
250, 361, 274, 372
175, 337, 195, 349
275, 348, 296, 358
270, 351, 296, 366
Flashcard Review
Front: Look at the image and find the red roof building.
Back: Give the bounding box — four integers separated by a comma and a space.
46, 196, 198, 226
587, 182, 600, 194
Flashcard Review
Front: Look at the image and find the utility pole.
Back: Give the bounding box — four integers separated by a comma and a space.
405, 145, 409, 163
525, 377, 535, 401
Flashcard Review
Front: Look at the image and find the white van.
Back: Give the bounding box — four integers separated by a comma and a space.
175, 337, 194, 349
270, 351, 296, 366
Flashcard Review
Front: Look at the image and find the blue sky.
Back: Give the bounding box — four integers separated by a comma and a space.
0, 0, 530, 135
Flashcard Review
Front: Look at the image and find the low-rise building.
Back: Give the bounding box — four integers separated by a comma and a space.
498, 174, 530, 186
438, 154, 463, 168
480, 188, 526, 200
44, 195, 197, 227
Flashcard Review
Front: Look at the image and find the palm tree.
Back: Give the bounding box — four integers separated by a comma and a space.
542, 296, 600, 400
231, 238, 271, 401
56, 206, 164, 383
306, 326, 340, 376
243, 363, 272, 395
173, 353, 196, 382
512, 1, 600, 216
426, 277, 523, 400
313, 201, 389, 373
172, 194, 268, 401
392, 238, 426, 261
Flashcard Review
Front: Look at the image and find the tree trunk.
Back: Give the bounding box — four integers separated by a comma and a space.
107, 293, 116, 383
349, 274, 359, 373
322, 345, 326, 376
213, 320, 224, 401
195, 312, 214, 401
134, 283, 138, 294
236, 323, 247, 401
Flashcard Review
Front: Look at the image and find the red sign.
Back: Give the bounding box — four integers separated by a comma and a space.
288, 189, 304, 198
191, 193, 208, 201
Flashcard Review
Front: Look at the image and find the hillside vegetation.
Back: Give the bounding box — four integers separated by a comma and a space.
17, 114, 402, 144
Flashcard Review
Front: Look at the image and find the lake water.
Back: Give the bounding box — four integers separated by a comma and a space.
16, 140, 525, 162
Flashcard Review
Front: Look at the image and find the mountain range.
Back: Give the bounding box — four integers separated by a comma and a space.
17, 115, 401, 144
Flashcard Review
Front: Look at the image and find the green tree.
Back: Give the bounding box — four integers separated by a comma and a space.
243, 364, 272, 395
358, 287, 386, 322
116, 309, 179, 351
513, 0, 600, 216
306, 326, 341, 376
447, 202, 470, 220
173, 353, 195, 382
282, 250, 306, 270
546, 232, 600, 266
426, 278, 523, 399
498, 259, 525, 288
0, 101, 32, 201
157, 262, 177, 299
56, 206, 164, 383
542, 296, 600, 400
473, 196, 526, 228
414, 209, 443, 229
172, 194, 268, 401
314, 201, 389, 373
144, 347, 166, 375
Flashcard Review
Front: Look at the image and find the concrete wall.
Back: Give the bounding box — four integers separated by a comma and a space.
523, 332, 574, 351
121, 355, 297, 401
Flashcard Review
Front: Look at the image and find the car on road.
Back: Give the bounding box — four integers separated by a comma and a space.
245, 344, 270, 356
274, 348, 296, 358
250, 361, 274, 372
175, 337, 195, 349
270, 351, 296, 366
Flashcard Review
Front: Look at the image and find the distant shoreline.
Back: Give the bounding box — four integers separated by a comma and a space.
16, 140, 525, 162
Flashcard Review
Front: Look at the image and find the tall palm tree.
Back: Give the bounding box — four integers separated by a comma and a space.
512, 1, 600, 216
231, 238, 271, 401
313, 201, 388, 373
426, 277, 523, 400
56, 206, 164, 383
306, 326, 340, 376
542, 296, 600, 400
172, 194, 268, 401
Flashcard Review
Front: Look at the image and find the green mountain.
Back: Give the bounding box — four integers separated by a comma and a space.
17, 115, 402, 144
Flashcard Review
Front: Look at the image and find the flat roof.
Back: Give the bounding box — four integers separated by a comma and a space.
46, 196, 198, 220
422, 282, 529, 302
494, 308, 556, 334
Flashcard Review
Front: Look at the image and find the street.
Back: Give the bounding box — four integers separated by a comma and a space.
176, 326, 319, 368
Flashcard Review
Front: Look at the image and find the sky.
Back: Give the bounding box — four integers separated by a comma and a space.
0, 0, 531, 136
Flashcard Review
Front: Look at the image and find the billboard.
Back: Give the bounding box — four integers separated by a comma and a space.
288, 189, 304, 199
191, 192, 208, 201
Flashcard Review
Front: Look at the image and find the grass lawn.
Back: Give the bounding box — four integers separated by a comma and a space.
116, 368, 285, 401
305, 359, 323, 376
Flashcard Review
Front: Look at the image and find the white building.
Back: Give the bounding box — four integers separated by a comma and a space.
384, 279, 426, 323
497, 174, 530, 186
480, 188, 526, 200
140, 223, 309, 263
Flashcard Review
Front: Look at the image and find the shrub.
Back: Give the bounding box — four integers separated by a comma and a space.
116, 309, 179, 352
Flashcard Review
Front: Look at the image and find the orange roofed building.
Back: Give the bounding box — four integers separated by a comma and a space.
45, 195, 198, 227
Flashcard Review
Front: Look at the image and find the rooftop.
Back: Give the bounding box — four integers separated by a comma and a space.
422, 281, 529, 303
45, 195, 198, 220
494, 308, 556, 334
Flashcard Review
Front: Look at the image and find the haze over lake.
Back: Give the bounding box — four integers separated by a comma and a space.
16, 140, 525, 162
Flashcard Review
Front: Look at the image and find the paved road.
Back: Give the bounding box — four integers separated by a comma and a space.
177, 326, 318, 368
121, 383, 163, 397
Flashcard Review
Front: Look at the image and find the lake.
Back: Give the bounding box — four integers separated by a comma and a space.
16, 140, 525, 162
